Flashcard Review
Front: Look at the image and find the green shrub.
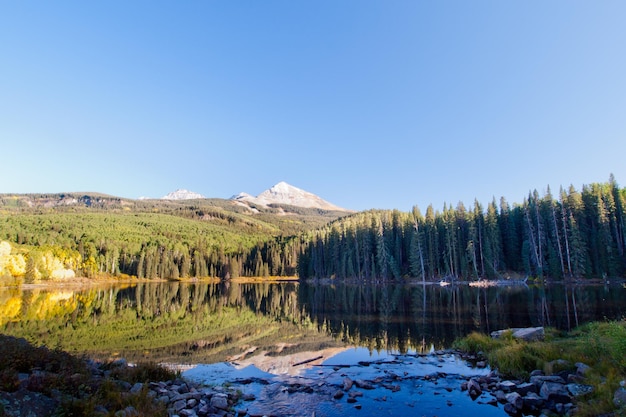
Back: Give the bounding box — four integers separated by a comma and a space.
453, 331, 503, 354
487, 343, 544, 379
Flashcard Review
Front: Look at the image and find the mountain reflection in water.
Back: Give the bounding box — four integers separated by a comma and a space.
0, 281, 624, 365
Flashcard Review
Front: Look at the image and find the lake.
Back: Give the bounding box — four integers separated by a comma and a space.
1, 280, 624, 416
1, 280, 623, 363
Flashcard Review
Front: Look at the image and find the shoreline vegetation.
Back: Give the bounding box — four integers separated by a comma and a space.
1, 321, 625, 416
3, 274, 624, 291
454, 321, 626, 416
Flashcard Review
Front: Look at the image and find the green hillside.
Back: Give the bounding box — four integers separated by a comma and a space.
0, 193, 347, 282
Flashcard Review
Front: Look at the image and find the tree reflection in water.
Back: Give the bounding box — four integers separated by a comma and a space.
0, 281, 623, 363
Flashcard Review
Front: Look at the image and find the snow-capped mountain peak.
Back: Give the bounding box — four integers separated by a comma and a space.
162, 189, 206, 200
268, 181, 292, 193
231, 182, 348, 211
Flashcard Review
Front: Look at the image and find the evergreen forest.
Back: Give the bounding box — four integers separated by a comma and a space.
298, 176, 626, 281
1, 176, 625, 283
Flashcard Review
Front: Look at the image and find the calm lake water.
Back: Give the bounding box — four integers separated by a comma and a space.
1, 280, 624, 363
2, 280, 624, 416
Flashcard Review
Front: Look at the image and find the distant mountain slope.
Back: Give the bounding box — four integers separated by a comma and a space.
0, 191, 347, 236
231, 181, 349, 212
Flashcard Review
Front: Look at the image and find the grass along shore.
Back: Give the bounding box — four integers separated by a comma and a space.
454, 320, 626, 416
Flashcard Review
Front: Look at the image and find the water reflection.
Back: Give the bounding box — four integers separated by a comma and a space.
0, 281, 328, 364
299, 282, 625, 352
0, 281, 623, 363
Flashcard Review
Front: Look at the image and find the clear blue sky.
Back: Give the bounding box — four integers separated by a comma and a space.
1, 1, 625, 211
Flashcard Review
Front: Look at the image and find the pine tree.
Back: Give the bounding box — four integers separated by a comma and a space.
484, 199, 503, 278
409, 206, 426, 281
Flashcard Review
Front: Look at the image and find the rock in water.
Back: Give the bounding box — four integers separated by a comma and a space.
343, 377, 354, 391
355, 379, 374, 390
467, 379, 482, 399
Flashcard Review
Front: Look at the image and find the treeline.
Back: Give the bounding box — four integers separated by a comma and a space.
2, 178, 625, 282
298, 177, 626, 280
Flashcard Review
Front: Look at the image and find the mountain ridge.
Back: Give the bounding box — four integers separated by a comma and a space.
1, 182, 350, 213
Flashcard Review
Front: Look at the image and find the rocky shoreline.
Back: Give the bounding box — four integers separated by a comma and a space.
2, 332, 626, 417
460, 360, 594, 416
0, 350, 591, 417
137, 379, 248, 417
156, 351, 606, 417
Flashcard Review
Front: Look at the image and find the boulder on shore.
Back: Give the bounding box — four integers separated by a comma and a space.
614, 387, 626, 407
490, 327, 544, 342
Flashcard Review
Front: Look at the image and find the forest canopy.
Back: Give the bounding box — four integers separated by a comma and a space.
297, 176, 626, 281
